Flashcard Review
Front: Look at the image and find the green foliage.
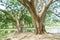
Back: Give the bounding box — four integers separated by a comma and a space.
0, 0, 33, 30
24, 14, 32, 24
46, 10, 53, 17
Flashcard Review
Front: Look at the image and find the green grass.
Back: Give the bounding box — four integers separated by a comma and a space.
0, 35, 7, 40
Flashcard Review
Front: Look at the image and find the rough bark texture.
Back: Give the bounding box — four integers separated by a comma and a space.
33, 18, 46, 34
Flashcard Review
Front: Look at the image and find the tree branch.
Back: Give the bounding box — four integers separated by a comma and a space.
0, 9, 17, 20
18, 0, 39, 19
39, 0, 43, 8
39, 0, 53, 18
45, 0, 52, 8
18, 11, 22, 20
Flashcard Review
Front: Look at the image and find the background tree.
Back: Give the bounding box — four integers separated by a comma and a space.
0, 0, 33, 33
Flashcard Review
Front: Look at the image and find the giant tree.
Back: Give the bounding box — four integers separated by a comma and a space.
17, 0, 59, 34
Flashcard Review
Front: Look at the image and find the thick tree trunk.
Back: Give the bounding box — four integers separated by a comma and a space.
26, 6, 46, 34
27, 6, 46, 34
16, 20, 23, 33
32, 17, 46, 34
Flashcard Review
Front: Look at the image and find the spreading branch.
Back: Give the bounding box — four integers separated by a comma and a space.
0, 9, 17, 20
39, 0, 53, 18
46, 0, 53, 8
18, 11, 22, 20
39, 0, 43, 8
18, 0, 38, 19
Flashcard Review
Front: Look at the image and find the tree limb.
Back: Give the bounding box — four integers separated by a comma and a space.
18, 0, 39, 19
0, 9, 17, 20
39, 0, 53, 18
45, 0, 53, 8
39, 0, 43, 8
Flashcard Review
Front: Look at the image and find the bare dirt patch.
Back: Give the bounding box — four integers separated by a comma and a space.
4, 32, 60, 40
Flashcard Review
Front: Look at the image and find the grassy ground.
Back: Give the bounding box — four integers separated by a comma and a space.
0, 22, 60, 40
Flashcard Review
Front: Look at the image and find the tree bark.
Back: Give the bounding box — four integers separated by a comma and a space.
26, 4, 46, 34
32, 16, 46, 34
26, 5, 46, 34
